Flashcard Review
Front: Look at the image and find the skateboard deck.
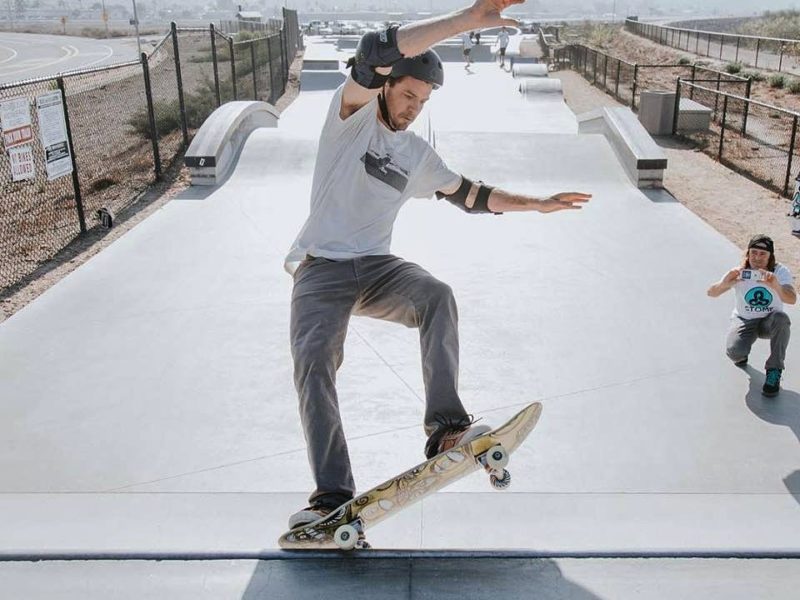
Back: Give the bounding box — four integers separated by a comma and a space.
278, 401, 542, 550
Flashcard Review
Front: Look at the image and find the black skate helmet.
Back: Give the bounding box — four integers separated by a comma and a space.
390, 49, 444, 89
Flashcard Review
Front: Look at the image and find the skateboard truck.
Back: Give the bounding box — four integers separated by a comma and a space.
480, 443, 511, 489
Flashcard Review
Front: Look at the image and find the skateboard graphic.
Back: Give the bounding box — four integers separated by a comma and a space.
278, 401, 542, 550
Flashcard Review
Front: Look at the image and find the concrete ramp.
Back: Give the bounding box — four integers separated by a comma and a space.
0, 36, 798, 599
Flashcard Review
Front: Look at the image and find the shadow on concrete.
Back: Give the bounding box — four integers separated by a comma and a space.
240, 558, 603, 599
745, 365, 800, 506
299, 71, 346, 91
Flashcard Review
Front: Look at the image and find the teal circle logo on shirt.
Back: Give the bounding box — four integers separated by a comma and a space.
745, 287, 773, 308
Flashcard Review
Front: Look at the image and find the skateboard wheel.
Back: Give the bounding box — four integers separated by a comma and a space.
490, 469, 511, 490
485, 445, 509, 470
334, 524, 359, 550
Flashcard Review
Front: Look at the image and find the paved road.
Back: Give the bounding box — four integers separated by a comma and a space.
0, 32, 162, 84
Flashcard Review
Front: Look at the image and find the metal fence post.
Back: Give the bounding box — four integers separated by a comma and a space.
718, 94, 728, 161
784, 115, 798, 196
672, 78, 682, 135
249, 41, 258, 100
56, 77, 86, 233
631, 64, 638, 109
266, 34, 274, 104
210, 24, 221, 107
603, 53, 608, 90
229, 37, 238, 100
735, 37, 740, 63
170, 22, 189, 148
690, 64, 696, 99
779, 42, 785, 72
755, 39, 760, 68
593, 51, 597, 85
615, 59, 621, 98
719, 34, 724, 59
707, 33, 711, 56
695, 30, 700, 54
141, 52, 162, 180
742, 78, 752, 136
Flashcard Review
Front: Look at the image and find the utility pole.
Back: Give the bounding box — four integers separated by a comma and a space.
131, 0, 142, 59
101, 0, 109, 37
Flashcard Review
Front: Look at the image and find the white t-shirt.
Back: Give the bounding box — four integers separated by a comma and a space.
732, 263, 794, 319
461, 33, 475, 50
497, 30, 510, 49
284, 86, 461, 273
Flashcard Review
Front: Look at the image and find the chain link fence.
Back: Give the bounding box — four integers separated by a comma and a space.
626, 19, 800, 74
676, 81, 800, 197
553, 45, 750, 110
1, 12, 302, 294
551, 43, 798, 197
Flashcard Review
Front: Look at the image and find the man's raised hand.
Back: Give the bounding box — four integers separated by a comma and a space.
468, 0, 526, 28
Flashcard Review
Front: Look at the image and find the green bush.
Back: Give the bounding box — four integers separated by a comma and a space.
788, 79, 800, 94
127, 76, 223, 139
742, 70, 766, 82
677, 57, 692, 65
769, 74, 786, 88
724, 62, 743, 74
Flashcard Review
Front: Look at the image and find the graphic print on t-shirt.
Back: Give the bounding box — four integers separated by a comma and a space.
362, 150, 409, 192
744, 286, 773, 311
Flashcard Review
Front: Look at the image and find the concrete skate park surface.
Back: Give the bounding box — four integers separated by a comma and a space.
1, 38, 798, 597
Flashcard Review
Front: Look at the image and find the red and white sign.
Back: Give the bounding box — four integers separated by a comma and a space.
0, 97, 34, 150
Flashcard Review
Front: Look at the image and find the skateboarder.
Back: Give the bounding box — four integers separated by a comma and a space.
707, 234, 796, 396
285, 0, 592, 529
497, 26, 510, 67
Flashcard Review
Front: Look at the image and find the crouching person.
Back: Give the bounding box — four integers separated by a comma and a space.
707, 235, 796, 396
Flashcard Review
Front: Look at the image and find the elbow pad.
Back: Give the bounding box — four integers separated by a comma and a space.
348, 26, 404, 89
436, 177, 501, 214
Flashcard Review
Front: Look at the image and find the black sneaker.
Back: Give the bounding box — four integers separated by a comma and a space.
734, 357, 748, 368
425, 414, 491, 459
762, 368, 782, 397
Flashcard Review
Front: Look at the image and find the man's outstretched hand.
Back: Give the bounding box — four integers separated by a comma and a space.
468, 0, 526, 29
538, 192, 592, 213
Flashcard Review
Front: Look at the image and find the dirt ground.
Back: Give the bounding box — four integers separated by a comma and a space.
1, 48, 798, 324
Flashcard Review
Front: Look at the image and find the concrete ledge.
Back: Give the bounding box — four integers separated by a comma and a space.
677, 98, 713, 133
578, 106, 668, 188
512, 63, 548, 78
302, 58, 340, 70
519, 78, 563, 96
184, 101, 278, 186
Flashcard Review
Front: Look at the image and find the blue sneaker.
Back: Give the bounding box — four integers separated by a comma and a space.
762, 369, 782, 397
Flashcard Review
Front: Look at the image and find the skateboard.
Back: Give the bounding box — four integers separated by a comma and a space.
278, 401, 542, 550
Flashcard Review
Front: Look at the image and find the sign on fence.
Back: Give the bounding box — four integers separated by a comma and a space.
35, 90, 73, 181
0, 97, 34, 149
8, 145, 35, 181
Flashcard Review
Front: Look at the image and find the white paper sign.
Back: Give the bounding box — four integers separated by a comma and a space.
36, 90, 73, 181
0, 97, 34, 149
8, 145, 35, 181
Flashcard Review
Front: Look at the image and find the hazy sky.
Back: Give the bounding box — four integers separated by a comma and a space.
273, 1, 800, 16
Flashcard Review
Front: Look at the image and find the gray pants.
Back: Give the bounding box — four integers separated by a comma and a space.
290, 254, 468, 507
726, 312, 791, 370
